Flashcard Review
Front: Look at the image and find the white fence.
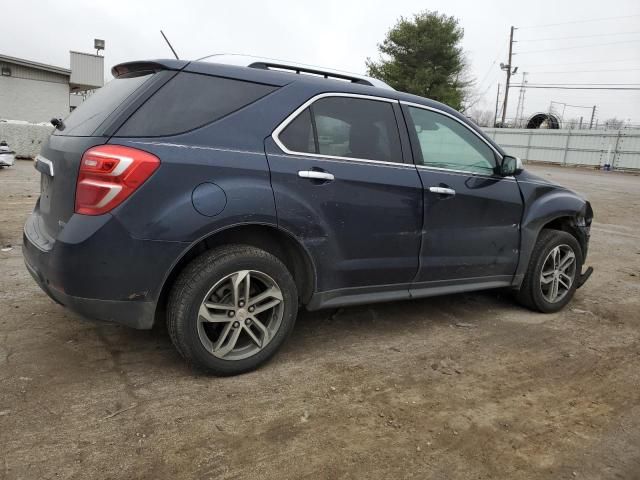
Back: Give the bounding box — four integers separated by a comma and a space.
483, 128, 640, 171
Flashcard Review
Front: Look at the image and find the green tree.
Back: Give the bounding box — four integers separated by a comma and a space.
366, 11, 472, 111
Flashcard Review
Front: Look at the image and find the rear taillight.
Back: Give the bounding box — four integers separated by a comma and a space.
75, 145, 160, 215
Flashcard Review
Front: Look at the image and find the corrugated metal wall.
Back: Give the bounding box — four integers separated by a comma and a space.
0, 61, 68, 84
69, 51, 104, 89
483, 128, 640, 170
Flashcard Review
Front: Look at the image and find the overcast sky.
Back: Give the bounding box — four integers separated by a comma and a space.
3, 0, 640, 124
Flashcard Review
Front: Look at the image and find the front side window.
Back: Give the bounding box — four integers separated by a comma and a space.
408, 107, 496, 174
278, 96, 403, 163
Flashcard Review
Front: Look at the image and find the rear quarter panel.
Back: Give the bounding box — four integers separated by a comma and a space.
107, 84, 309, 241
109, 140, 276, 242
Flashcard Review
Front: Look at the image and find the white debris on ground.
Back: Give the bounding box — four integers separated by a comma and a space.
0, 119, 53, 159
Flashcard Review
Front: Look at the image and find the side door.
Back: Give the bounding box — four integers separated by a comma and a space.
401, 103, 523, 287
265, 93, 424, 297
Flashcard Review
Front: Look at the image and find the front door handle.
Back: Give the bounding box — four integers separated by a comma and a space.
298, 170, 335, 181
428, 186, 456, 196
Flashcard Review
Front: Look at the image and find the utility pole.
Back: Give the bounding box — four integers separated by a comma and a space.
514, 72, 528, 127
493, 83, 501, 127
500, 26, 515, 127
589, 105, 596, 129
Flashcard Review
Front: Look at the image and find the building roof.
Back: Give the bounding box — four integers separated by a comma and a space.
0, 53, 71, 76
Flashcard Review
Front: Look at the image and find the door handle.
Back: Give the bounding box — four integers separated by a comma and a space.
298, 170, 335, 181
428, 186, 456, 196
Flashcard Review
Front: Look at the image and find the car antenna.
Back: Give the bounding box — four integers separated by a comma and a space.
160, 30, 180, 60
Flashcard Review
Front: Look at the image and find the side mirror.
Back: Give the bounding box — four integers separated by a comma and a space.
499, 155, 524, 176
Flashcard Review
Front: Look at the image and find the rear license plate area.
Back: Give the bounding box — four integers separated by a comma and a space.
40, 174, 52, 213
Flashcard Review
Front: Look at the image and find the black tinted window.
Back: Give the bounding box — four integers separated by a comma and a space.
60, 72, 153, 136
278, 97, 402, 163
279, 108, 316, 153
117, 73, 277, 137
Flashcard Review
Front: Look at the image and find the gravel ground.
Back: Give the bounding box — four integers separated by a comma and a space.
1, 160, 639, 480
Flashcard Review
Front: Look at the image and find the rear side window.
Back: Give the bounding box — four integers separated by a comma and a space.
116, 72, 277, 137
60, 72, 154, 136
278, 108, 316, 154
278, 96, 402, 163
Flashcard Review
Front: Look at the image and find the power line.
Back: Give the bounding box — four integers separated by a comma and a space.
549, 101, 594, 109
518, 13, 640, 29
529, 68, 640, 74
524, 59, 640, 67
516, 39, 640, 54
522, 85, 640, 90
475, 44, 507, 93
523, 82, 640, 86
517, 30, 640, 42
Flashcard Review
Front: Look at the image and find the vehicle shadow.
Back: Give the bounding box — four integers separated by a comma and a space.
83, 288, 521, 374
278, 288, 520, 357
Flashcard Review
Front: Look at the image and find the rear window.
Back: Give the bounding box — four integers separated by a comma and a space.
115, 72, 278, 137
60, 72, 154, 136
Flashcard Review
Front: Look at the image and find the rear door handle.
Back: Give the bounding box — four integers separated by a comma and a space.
428, 186, 456, 196
298, 170, 335, 181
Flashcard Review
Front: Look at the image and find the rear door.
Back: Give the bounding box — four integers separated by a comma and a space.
265, 94, 423, 294
402, 103, 523, 286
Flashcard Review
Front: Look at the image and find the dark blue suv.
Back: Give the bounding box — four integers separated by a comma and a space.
23, 56, 593, 375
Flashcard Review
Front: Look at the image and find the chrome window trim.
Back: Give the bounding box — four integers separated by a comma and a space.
417, 164, 516, 181
268, 152, 415, 171
271, 92, 404, 167
400, 100, 504, 161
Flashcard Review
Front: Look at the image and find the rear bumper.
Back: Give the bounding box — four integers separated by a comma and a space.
23, 211, 187, 330
24, 256, 155, 329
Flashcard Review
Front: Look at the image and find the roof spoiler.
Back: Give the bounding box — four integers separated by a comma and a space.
111, 59, 188, 78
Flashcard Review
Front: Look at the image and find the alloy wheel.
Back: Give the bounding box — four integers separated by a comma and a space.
539, 244, 577, 303
197, 270, 284, 360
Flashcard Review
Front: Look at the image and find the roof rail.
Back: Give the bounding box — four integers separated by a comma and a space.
197, 54, 394, 90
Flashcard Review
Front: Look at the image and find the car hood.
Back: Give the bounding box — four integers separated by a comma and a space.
517, 168, 591, 201
517, 169, 563, 187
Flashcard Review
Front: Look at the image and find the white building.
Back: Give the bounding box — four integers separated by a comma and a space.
0, 51, 104, 123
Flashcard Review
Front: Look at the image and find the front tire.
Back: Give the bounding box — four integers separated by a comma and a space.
167, 245, 298, 375
517, 229, 583, 313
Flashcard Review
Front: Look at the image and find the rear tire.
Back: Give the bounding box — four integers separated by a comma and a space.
517, 229, 583, 313
167, 245, 298, 375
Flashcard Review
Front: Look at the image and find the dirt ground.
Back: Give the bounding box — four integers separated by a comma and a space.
1, 160, 639, 480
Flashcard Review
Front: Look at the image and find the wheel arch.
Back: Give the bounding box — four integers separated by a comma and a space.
154, 223, 316, 326
514, 191, 589, 287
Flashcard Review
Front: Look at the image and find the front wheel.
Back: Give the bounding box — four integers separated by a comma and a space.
517, 229, 583, 313
167, 245, 298, 375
